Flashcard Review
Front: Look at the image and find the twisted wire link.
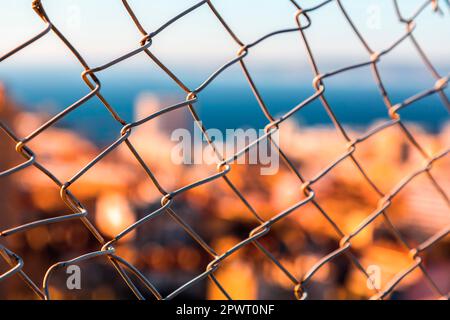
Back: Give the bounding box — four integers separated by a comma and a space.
0, 0, 448, 300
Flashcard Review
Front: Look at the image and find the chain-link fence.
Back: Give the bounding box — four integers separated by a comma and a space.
0, 0, 449, 300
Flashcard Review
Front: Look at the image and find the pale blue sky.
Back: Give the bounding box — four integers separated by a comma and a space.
0, 0, 449, 72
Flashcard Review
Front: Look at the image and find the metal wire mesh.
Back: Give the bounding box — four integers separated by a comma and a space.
0, 0, 449, 300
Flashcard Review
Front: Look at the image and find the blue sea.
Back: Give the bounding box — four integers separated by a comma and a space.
1, 64, 448, 145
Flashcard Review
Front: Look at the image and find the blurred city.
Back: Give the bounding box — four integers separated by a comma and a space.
1, 83, 449, 299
